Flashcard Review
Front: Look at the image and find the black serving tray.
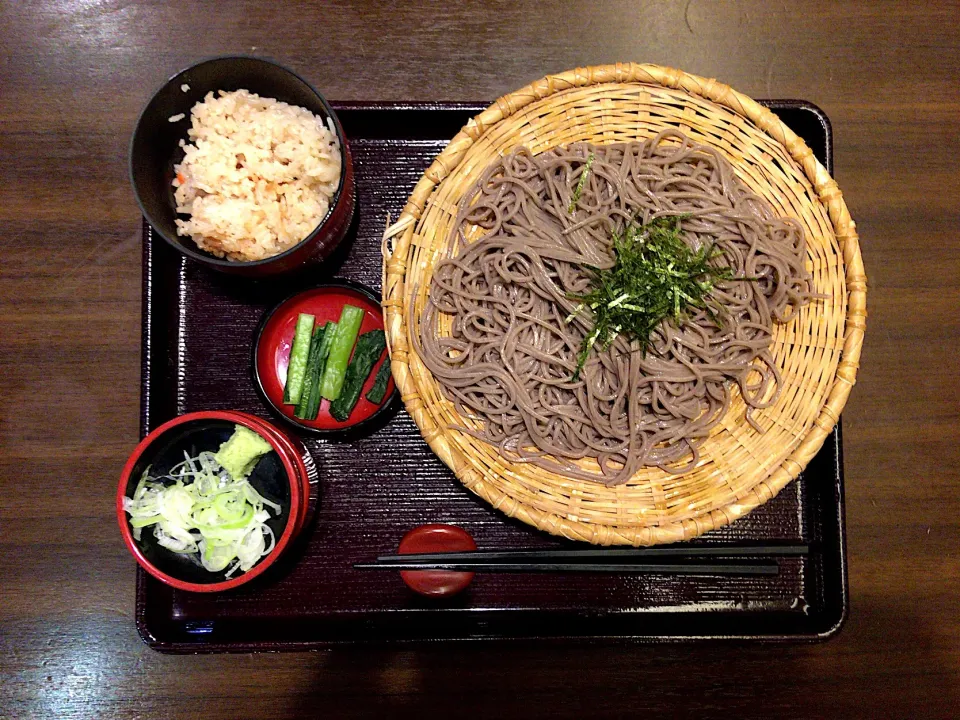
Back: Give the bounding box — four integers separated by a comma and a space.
137, 101, 847, 652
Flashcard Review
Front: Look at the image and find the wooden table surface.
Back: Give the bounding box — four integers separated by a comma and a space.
2, 1, 958, 717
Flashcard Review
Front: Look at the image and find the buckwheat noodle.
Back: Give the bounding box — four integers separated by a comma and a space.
414, 129, 814, 486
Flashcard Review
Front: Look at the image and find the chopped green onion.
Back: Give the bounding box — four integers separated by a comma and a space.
564, 303, 585, 324
568, 152, 595, 213
122, 427, 280, 577
607, 292, 631, 309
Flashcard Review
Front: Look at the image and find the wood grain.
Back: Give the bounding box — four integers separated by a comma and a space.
1, 1, 958, 718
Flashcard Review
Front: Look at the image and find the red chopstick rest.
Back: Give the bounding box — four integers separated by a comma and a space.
398, 524, 477, 597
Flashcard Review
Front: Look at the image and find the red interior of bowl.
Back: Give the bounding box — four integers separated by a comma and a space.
256, 286, 394, 430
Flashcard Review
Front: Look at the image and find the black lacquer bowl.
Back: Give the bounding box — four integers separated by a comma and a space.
130, 55, 355, 277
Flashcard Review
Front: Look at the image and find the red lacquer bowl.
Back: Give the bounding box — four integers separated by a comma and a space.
117, 410, 311, 593
253, 281, 398, 436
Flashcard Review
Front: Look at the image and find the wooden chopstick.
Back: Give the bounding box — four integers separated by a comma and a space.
373, 544, 808, 565
354, 560, 781, 575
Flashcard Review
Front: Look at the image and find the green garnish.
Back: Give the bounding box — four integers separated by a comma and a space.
283, 313, 316, 405
568, 152, 595, 213
365, 355, 393, 405
320, 304, 366, 401
567, 215, 744, 380
214, 425, 273, 482
329, 330, 387, 422
294, 321, 336, 420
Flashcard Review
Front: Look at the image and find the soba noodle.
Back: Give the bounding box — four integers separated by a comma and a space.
415, 129, 813, 486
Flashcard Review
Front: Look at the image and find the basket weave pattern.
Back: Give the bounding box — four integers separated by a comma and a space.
382, 64, 866, 545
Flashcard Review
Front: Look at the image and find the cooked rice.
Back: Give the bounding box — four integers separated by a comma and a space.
172, 89, 341, 262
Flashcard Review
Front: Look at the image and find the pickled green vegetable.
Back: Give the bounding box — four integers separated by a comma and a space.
330, 330, 386, 421
319, 304, 365, 401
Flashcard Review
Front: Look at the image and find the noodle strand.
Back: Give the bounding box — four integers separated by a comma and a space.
415, 131, 814, 486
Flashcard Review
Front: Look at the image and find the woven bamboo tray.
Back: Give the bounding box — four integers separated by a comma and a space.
382, 64, 866, 546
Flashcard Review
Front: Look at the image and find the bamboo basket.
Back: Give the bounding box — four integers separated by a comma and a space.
382, 64, 866, 545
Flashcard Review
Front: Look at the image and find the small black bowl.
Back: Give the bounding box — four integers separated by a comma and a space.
129, 55, 355, 277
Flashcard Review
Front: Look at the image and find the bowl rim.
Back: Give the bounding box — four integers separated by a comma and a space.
251, 279, 399, 437
128, 54, 349, 269
117, 409, 303, 593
